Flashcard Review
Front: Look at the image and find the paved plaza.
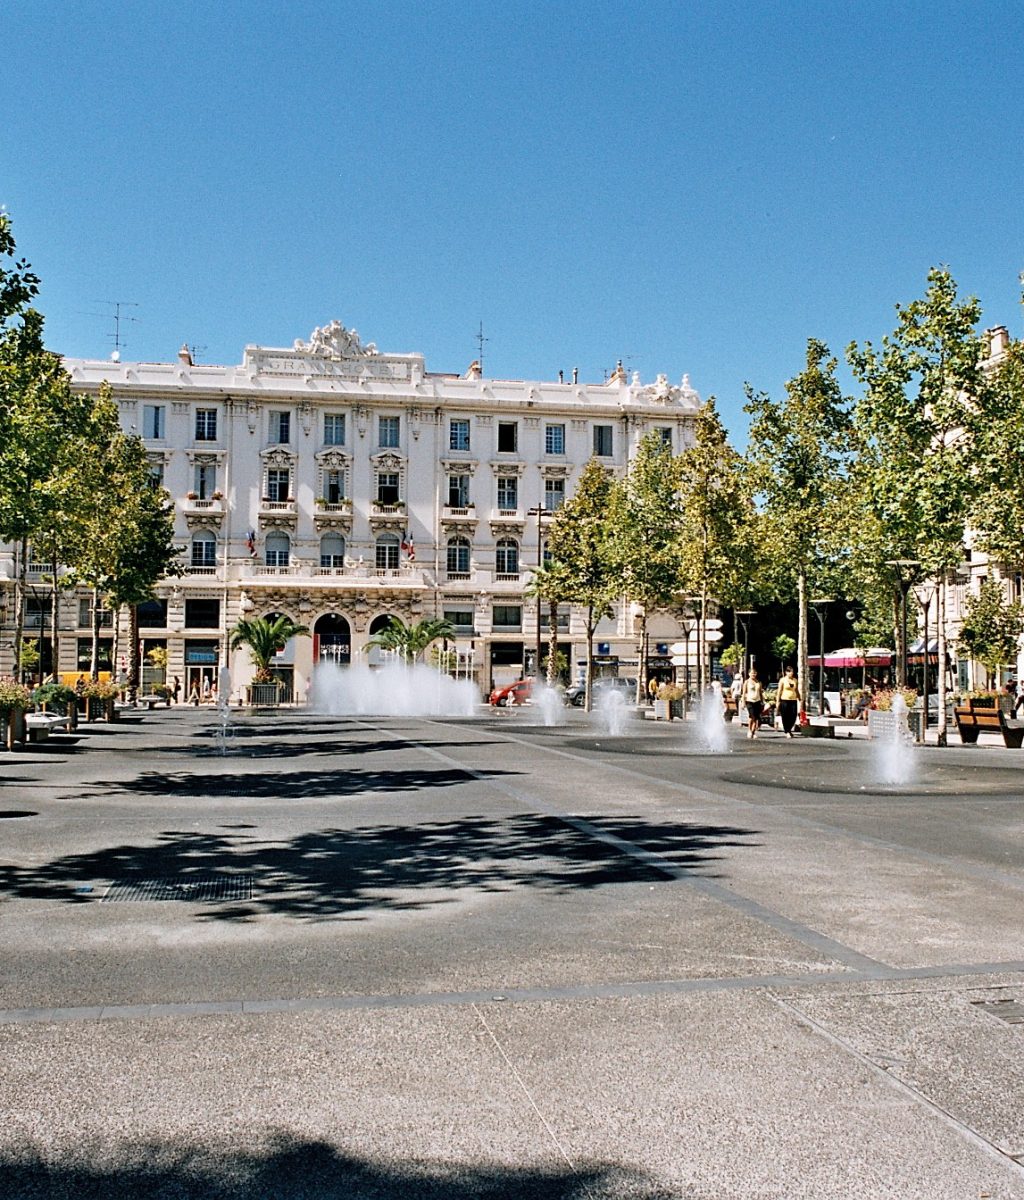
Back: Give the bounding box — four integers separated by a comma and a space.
3, 706, 1024, 1198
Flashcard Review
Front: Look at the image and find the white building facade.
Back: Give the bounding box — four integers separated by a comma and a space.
0, 323, 703, 699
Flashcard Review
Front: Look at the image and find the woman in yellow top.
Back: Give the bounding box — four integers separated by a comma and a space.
777, 665, 800, 738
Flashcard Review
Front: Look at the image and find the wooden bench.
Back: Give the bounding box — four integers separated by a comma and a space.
953, 706, 1024, 748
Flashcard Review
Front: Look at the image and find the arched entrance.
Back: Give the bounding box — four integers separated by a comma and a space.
366, 613, 395, 667
314, 612, 351, 665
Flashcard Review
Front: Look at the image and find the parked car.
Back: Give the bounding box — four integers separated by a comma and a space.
564, 678, 637, 707
489, 678, 533, 707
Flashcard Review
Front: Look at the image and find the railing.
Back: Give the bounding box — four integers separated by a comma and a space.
371, 503, 405, 515
495, 572, 521, 582
444, 506, 474, 517
253, 565, 296, 576
316, 566, 349, 576
316, 501, 350, 513
495, 509, 519, 519
260, 500, 295, 512
446, 571, 471, 581
186, 565, 218, 575
375, 568, 402, 578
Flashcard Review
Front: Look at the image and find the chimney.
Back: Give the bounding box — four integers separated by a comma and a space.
572, 367, 579, 384
178, 344, 193, 366
558, 370, 564, 383
987, 326, 1010, 358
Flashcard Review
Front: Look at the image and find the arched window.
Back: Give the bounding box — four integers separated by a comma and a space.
191, 530, 216, 568
320, 534, 346, 569
265, 532, 290, 567
375, 534, 400, 570
495, 538, 519, 576
446, 536, 470, 576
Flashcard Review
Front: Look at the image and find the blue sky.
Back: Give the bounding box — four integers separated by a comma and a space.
4, 1, 1022, 440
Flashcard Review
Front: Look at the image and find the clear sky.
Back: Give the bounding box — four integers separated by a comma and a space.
4, 0, 1022, 440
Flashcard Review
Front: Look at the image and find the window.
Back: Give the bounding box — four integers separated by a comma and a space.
194, 463, 216, 499
77, 638, 112, 671
378, 415, 400, 448
544, 478, 565, 510
265, 532, 290, 567
323, 413, 345, 445
449, 418, 470, 451
320, 534, 346, 568
191, 531, 217, 568
497, 476, 518, 510
143, 405, 165, 439
447, 474, 470, 507
184, 598, 220, 627
655, 426, 673, 448
443, 608, 475, 634
76, 599, 110, 628
376, 472, 400, 504
492, 604, 522, 630
270, 411, 291, 444
195, 409, 217, 441
495, 538, 519, 576
266, 469, 290, 502
545, 424, 565, 455
24, 597, 51, 629
446, 537, 470, 575
497, 421, 518, 453
323, 469, 345, 503
376, 534, 400, 570
593, 424, 613, 457
147, 462, 164, 489
137, 599, 168, 628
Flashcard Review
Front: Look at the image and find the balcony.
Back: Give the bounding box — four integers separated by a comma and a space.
313, 499, 353, 532
371, 502, 405, 516
315, 500, 351, 513
183, 495, 225, 528
258, 497, 297, 529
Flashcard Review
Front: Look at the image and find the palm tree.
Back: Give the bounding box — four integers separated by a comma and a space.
229, 615, 310, 682
366, 616, 455, 663
524, 560, 569, 687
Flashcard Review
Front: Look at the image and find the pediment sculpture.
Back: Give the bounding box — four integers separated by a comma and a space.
633, 372, 701, 407
294, 321, 378, 359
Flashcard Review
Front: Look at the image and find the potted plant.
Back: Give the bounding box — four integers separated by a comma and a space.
211, 490, 224, 500
867, 686, 918, 740
656, 682, 684, 719
0, 677, 32, 749
186, 490, 199, 500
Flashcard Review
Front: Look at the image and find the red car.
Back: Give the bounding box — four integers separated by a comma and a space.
489, 679, 533, 706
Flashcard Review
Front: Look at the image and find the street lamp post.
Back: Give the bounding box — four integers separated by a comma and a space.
679, 612, 696, 711
884, 559, 921, 688
527, 506, 551, 681
735, 610, 755, 678
914, 580, 936, 739
810, 598, 832, 716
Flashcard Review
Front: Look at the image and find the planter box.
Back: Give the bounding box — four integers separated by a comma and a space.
669, 699, 684, 720
247, 683, 281, 708
2, 708, 27, 749
652, 700, 670, 720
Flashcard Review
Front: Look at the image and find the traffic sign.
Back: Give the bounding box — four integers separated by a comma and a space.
670, 655, 689, 666
704, 629, 724, 643
704, 618, 724, 630
668, 642, 688, 655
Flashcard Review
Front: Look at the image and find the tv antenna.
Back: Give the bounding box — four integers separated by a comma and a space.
188, 343, 208, 364
601, 353, 638, 382
474, 321, 489, 375
93, 300, 140, 361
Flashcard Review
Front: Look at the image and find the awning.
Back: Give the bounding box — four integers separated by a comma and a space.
806, 646, 893, 668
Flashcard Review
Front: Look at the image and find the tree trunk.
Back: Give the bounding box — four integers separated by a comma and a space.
90, 586, 101, 680
14, 536, 27, 683
49, 559, 60, 684
893, 592, 904, 688
936, 576, 948, 746
127, 603, 140, 701
584, 609, 596, 713
636, 607, 648, 706
546, 599, 558, 687
797, 571, 808, 713
697, 589, 707, 695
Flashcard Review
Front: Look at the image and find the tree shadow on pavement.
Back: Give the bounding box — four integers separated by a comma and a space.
0, 1134, 674, 1199
79, 764, 511, 800
0, 811, 758, 920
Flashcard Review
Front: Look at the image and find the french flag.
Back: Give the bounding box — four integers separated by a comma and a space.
246, 529, 258, 559
401, 530, 415, 561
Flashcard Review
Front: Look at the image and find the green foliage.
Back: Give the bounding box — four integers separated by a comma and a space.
18, 638, 40, 670
230, 615, 311, 682
31, 681, 76, 713
365, 617, 455, 663
719, 641, 744, 668
956, 576, 1024, 684
969, 339, 1024, 567
0, 677, 33, 709
771, 634, 796, 665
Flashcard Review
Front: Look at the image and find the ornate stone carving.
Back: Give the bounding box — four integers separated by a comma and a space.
632, 373, 701, 408
293, 321, 378, 359
184, 512, 224, 531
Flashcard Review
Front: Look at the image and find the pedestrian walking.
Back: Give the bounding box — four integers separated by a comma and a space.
171, 675, 181, 704
777, 665, 800, 738
742, 668, 764, 739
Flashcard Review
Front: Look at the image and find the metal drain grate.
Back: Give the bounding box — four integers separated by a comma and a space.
970, 998, 1024, 1025
103, 875, 253, 903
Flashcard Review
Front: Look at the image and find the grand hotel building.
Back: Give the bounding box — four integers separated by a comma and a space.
0, 322, 703, 699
